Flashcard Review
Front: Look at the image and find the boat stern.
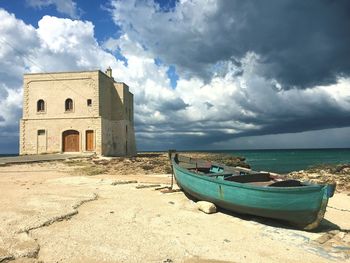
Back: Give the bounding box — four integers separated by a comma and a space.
326, 183, 336, 198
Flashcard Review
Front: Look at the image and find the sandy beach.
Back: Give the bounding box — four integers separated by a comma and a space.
0, 153, 349, 263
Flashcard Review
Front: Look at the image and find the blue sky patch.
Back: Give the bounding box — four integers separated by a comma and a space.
167, 65, 179, 89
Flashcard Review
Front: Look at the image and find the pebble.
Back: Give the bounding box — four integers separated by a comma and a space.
196, 201, 217, 214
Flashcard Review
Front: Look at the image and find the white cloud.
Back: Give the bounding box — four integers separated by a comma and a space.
32, 15, 118, 72
26, 0, 80, 18
0, 10, 110, 143
0, 9, 182, 151
109, 0, 220, 79
0, 9, 39, 139
0, 6, 350, 152
0, 84, 22, 129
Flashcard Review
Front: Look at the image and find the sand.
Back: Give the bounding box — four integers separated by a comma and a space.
0, 159, 349, 263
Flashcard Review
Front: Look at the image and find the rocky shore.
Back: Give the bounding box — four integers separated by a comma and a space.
72, 152, 349, 192
70, 151, 250, 176
288, 164, 350, 192
69, 152, 350, 193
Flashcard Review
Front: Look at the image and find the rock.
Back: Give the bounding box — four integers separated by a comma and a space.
338, 232, 346, 239
135, 184, 161, 189
111, 180, 137, 185
0, 247, 13, 262
288, 164, 350, 192
196, 201, 217, 214
9, 233, 40, 258
343, 233, 350, 243
315, 232, 334, 244
308, 173, 320, 179
343, 168, 350, 173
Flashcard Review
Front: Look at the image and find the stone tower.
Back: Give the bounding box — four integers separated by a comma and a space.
19, 69, 136, 156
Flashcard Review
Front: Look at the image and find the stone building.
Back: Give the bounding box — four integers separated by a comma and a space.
19, 68, 136, 156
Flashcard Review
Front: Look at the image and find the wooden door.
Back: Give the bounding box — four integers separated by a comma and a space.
62, 130, 79, 152
86, 130, 94, 151
37, 130, 47, 153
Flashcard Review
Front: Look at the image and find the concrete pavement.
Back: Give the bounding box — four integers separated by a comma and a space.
0, 153, 94, 165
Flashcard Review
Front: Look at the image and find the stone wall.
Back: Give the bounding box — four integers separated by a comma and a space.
23, 71, 99, 119
99, 72, 137, 156
101, 119, 136, 156
20, 118, 102, 155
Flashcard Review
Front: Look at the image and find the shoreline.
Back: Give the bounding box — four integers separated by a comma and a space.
1, 151, 349, 193
2, 148, 350, 174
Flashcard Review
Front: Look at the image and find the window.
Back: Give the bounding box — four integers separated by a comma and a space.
37, 129, 45, 135
37, 99, 45, 112
87, 99, 92, 106
65, 98, 73, 111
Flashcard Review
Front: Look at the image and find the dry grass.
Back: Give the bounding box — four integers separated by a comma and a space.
64, 159, 89, 166
64, 152, 249, 176
74, 165, 109, 176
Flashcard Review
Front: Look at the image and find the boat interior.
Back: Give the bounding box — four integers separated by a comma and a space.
174, 154, 307, 187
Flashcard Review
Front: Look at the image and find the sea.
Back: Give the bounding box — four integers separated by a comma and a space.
2, 148, 350, 174
206, 148, 350, 174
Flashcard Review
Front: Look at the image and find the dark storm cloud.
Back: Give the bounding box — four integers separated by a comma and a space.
0, 135, 19, 154
113, 0, 350, 89
134, 89, 350, 150
225, 0, 350, 89
241, 111, 350, 137
157, 97, 189, 111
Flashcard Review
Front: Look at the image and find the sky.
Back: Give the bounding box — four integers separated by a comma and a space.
0, 0, 350, 153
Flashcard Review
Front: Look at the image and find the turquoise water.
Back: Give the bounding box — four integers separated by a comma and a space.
209, 148, 350, 174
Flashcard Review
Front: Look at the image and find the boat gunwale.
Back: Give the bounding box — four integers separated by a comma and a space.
172, 156, 326, 193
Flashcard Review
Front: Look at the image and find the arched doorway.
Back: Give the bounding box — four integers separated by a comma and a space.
62, 130, 80, 152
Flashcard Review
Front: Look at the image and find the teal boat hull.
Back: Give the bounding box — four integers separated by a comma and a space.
172, 157, 332, 230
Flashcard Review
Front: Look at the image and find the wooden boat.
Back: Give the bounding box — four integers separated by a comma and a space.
170, 152, 336, 230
